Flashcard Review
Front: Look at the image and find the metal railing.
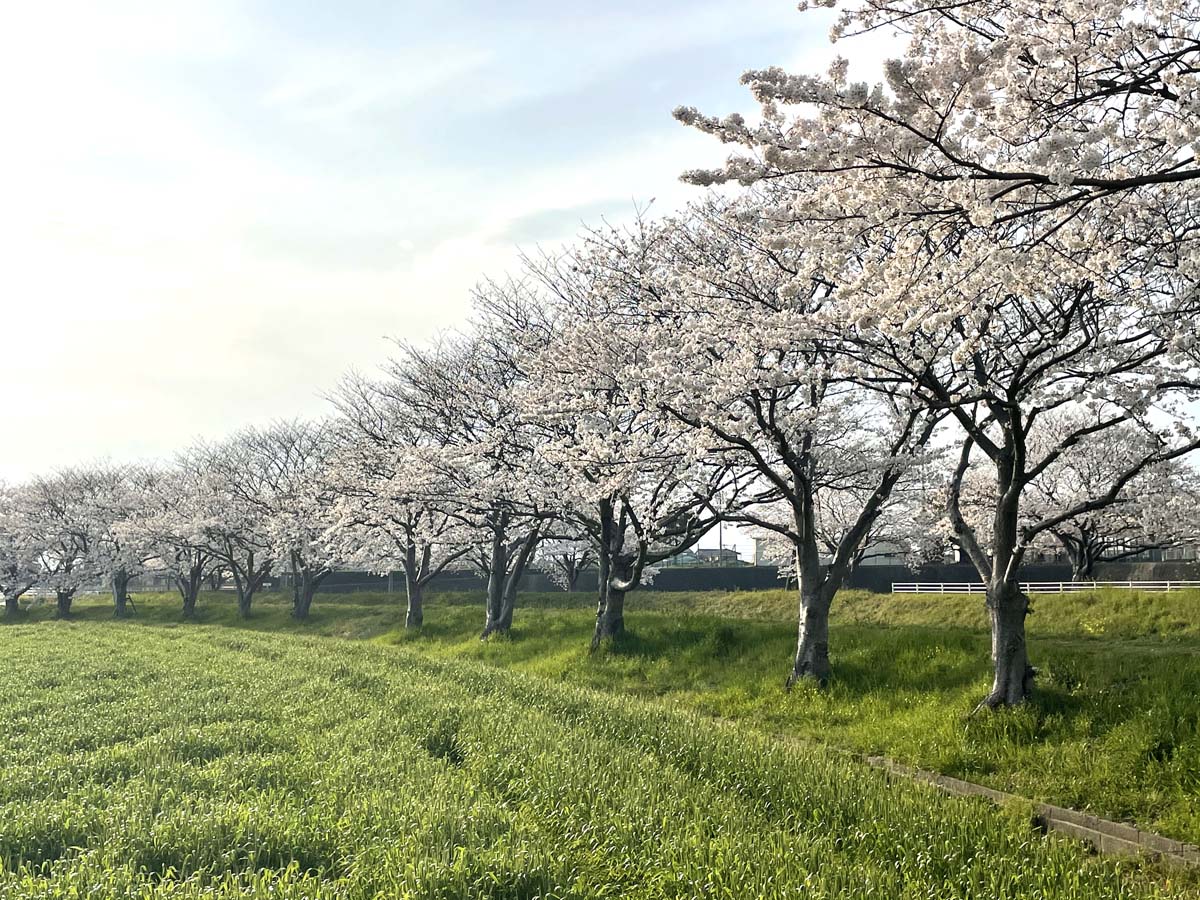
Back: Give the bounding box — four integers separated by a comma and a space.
892, 581, 1200, 594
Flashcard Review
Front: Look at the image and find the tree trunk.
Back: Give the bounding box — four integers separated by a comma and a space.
1072, 538, 1098, 582
786, 511, 841, 688
788, 589, 832, 687
481, 525, 507, 638
593, 587, 625, 644
237, 586, 253, 618
486, 563, 525, 636
481, 594, 508, 637
4, 594, 21, 616
1071, 558, 1092, 583
591, 563, 628, 648
292, 579, 316, 620
230, 551, 269, 620
951, 436, 1035, 710
591, 501, 634, 649
981, 581, 1034, 708
481, 593, 507, 637
1057, 534, 1093, 583
291, 566, 325, 620
482, 528, 539, 639
405, 574, 423, 629
55, 590, 73, 618
176, 565, 203, 619
111, 569, 131, 618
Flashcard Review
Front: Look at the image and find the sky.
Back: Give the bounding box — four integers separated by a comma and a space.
0, 1, 895, 556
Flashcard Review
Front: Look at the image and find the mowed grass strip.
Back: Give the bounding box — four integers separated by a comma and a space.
0, 622, 1192, 899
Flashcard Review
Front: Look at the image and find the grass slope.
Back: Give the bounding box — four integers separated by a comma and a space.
391, 596, 1200, 847
0, 621, 1193, 898
5, 587, 1199, 848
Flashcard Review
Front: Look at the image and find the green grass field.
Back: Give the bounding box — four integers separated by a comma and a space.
2, 587, 1198, 897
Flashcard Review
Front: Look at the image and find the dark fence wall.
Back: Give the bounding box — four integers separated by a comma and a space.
318, 569, 562, 594
313, 556, 1200, 597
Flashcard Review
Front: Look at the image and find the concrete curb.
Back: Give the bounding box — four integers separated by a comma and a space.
865, 756, 1200, 868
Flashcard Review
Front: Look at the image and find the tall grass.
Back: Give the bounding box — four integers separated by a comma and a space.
393, 599, 1200, 847
7, 588, 1199, 852
0, 623, 1192, 898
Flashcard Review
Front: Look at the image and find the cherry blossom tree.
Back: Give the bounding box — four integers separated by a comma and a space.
921, 291, 1200, 708
0, 482, 42, 616
636, 199, 942, 684
517, 221, 746, 648
77, 463, 161, 618
24, 468, 105, 617
328, 374, 474, 629
214, 420, 340, 620
675, 0, 1200, 704
535, 536, 595, 592
371, 325, 553, 638
123, 464, 216, 618
181, 440, 276, 618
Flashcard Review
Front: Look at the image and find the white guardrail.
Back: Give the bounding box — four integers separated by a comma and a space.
892, 581, 1200, 593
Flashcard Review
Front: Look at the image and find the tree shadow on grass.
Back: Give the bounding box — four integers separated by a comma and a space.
600, 617, 783, 662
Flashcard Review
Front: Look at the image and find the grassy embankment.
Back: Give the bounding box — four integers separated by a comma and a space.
1, 619, 1196, 898
6, 586, 1199, 850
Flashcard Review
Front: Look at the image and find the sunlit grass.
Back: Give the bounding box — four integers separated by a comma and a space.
1, 621, 1193, 898
6, 586, 1199, 867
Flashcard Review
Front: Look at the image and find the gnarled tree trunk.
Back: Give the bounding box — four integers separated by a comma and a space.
591, 551, 631, 647
786, 490, 845, 688
4, 593, 23, 616
981, 580, 1034, 708
55, 590, 73, 618
1070, 557, 1094, 583
292, 577, 316, 620
590, 499, 639, 649
111, 569, 132, 618
789, 588, 832, 686
228, 550, 268, 619
977, 448, 1035, 708
181, 587, 199, 618
404, 570, 423, 629
592, 584, 626, 645
1054, 529, 1097, 583
482, 526, 540, 639
175, 562, 204, 619
236, 587, 254, 618
481, 522, 508, 638
290, 554, 327, 621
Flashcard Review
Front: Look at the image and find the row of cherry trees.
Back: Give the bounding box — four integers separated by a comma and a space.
668, 0, 1200, 706
3, 0, 1200, 708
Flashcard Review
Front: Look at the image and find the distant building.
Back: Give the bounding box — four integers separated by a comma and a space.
660, 547, 746, 567
695, 547, 744, 565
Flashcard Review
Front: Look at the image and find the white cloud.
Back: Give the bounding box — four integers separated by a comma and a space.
0, 1, 897, 481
